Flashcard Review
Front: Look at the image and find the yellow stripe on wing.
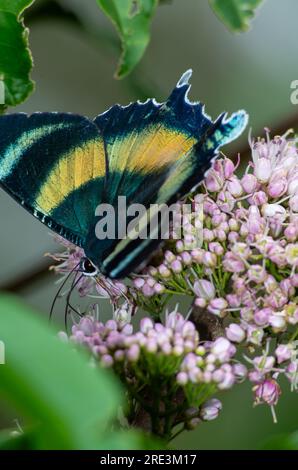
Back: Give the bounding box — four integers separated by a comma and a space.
36, 138, 106, 213
108, 125, 196, 174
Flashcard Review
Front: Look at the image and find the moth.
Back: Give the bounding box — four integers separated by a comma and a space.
0, 71, 247, 279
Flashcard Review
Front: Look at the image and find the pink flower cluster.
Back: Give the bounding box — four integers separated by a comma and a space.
64, 310, 245, 427
52, 130, 298, 424
132, 131, 298, 415
177, 337, 246, 390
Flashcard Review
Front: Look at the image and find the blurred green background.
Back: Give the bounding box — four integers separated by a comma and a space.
1, 0, 298, 449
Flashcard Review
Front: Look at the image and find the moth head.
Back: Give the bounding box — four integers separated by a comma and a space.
80, 257, 99, 277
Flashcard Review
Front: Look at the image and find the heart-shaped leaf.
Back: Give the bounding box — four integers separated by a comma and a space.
209, 0, 264, 32
0, 0, 35, 113
96, 0, 158, 78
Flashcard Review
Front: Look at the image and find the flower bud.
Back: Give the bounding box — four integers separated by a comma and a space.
205, 169, 224, 192
200, 398, 222, 421
77, 317, 96, 336
171, 259, 183, 273
246, 325, 264, 345
140, 317, 154, 334
127, 344, 140, 362
217, 190, 235, 213
209, 242, 224, 256
105, 319, 118, 331
185, 417, 201, 430
240, 223, 249, 237
114, 303, 132, 327
232, 242, 251, 259
254, 379, 281, 406
290, 194, 298, 212
146, 338, 158, 353
193, 279, 215, 300
176, 240, 184, 253
133, 277, 145, 289
203, 228, 215, 242
280, 278, 295, 297
241, 173, 258, 194
225, 323, 246, 343
284, 224, 297, 242
202, 251, 217, 268
194, 297, 207, 308
154, 282, 165, 294
247, 205, 263, 235
101, 354, 114, 367
211, 337, 235, 361
249, 191, 268, 206
268, 173, 287, 198
223, 252, 245, 273
227, 176, 243, 197
269, 314, 287, 332
158, 264, 171, 278
253, 355, 275, 373
142, 283, 154, 297
181, 251, 192, 265
203, 199, 218, 215
148, 265, 158, 276
264, 275, 278, 293
208, 298, 228, 317
233, 363, 247, 382
254, 157, 272, 183
275, 344, 292, 364
223, 158, 235, 178
228, 231, 239, 243
288, 175, 298, 195
286, 361, 298, 385
226, 294, 240, 308
229, 218, 239, 231
247, 265, 267, 284
285, 244, 298, 266
215, 228, 227, 241
262, 203, 286, 220
146, 277, 156, 287
164, 250, 176, 263
254, 308, 271, 326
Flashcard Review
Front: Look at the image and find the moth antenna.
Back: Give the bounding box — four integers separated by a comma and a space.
64, 273, 84, 330
49, 261, 80, 322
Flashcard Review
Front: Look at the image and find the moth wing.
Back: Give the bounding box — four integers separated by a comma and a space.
0, 112, 106, 246
85, 71, 247, 277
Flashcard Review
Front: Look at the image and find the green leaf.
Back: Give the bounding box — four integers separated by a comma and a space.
0, 294, 122, 449
96, 0, 158, 78
262, 431, 298, 450
209, 0, 264, 32
0, 0, 35, 112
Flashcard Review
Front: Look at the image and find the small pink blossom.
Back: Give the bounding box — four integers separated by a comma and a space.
275, 344, 292, 364
223, 252, 245, 273
200, 398, 222, 421
241, 173, 258, 194
254, 379, 281, 406
225, 323, 246, 343
193, 279, 215, 300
